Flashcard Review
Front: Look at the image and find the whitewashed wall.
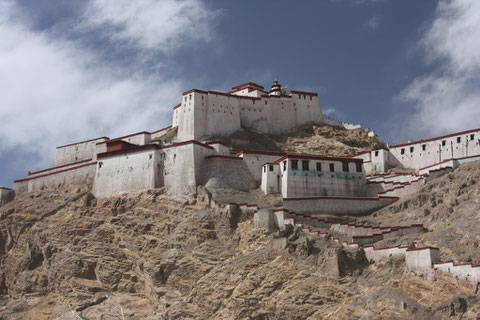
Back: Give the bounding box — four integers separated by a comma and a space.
239, 152, 285, 183
15, 162, 96, 193
174, 89, 325, 141
201, 156, 257, 191
93, 148, 159, 198
283, 196, 397, 215
54, 137, 109, 167
281, 158, 366, 198
0, 188, 15, 206
389, 130, 480, 170
405, 248, 441, 273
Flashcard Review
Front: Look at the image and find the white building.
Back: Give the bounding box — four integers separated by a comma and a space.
352, 128, 480, 175
10, 80, 480, 216
173, 81, 338, 141
261, 154, 366, 198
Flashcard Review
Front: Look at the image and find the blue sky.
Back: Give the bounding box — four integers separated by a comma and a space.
1, 0, 479, 187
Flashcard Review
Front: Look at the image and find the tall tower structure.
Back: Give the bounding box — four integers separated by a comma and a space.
269, 80, 282, 96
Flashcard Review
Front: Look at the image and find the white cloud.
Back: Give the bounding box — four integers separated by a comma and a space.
400, 0, 480, 138
364, 16, 380, 30
0, 0, 216, 174
82, 0, 217, 52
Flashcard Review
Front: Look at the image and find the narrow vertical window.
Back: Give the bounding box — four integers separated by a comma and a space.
342, 162, 349, 172
329, 163, 335, 172
356, 162, 362, 173
291, 160, 298, 170
316, 162, 321, 171
302, 160, 309, 171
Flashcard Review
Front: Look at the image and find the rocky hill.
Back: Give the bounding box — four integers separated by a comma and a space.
2, 159, 480, 319
209, 124, 385, 157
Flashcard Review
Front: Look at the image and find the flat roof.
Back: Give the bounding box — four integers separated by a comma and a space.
390, 128, 480, 149
274, 154, 364, 164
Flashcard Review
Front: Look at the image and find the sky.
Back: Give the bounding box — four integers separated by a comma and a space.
1, 0, 479, 187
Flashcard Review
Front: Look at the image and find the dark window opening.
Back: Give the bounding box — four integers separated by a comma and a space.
263, 166, 266, 173
442, 140, 446, 146
302, 160, 309, 171
291, 160, 298, 170
422, 144, 426, 151
283, 161, 287, 171
342, 162, 349, 172
356, 162, 362, 173
457, 137, 461, 143
375, 151, 379, 157
471, 134, 475, 140
410, 147, 414, 153
316, 162, 322, 171
401, 148, 405, 155
269, 165, 274, 172
329, 163, 335, 172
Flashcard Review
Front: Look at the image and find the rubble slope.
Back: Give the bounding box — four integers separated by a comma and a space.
1, 183, 480, 319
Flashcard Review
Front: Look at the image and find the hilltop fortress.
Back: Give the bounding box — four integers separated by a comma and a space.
5, 80, 480, 216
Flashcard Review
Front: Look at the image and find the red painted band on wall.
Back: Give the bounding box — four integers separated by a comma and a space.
204, 155, 243, 160
14, 162, 96, 183
390, 128, 479, 149
283, 195, 399, 201
28, 158, 93, 176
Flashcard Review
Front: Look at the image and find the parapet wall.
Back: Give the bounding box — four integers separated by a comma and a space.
282, 195, 398, 216
201, 156, 257, 191
0, 187, 15, 206
54, 137, 109, 167
14, 162, 96, 193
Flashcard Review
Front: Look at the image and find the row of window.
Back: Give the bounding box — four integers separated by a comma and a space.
395, 134, 477, 155
269, 160, 362, 173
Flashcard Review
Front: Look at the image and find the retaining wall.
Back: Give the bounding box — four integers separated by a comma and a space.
14, 162, 96, 193
282, 195, 398, 215
0, 187, 15, 206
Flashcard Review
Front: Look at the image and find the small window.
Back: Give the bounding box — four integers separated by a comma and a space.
269, 165, 274, 172
265, 101, 267, 105
302, 160, 309, 171
189, 95, 192, 100
316, 162, 322, 171
401, 148, 405, 155
356, 162, 362, 173
283, 161, 287, 171
457, 137, 461, 143
98, 162, 103, 168
291, 160, 298, 170
263, 166, 266, 173
342, 162, 349, 172
442, 140, 446, 146
410, 147, 414, 153
374, 151, 379, 157
471, 134, 475, 140
329, 163, 335, 172
422, 144, 426, 151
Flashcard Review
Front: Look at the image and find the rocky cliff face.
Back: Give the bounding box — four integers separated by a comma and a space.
2, 166, 480, 319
